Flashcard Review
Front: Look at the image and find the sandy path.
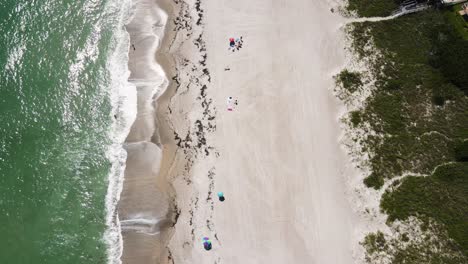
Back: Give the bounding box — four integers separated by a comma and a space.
165, 0, 361, 263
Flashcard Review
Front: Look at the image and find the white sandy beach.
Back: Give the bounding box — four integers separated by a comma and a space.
156, 0, 364, 263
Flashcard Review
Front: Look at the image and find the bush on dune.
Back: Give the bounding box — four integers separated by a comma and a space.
381, 163, 468, 256
347, 0, 398, 17
429, 27, 468, 95
336, 69, 363, 94
454, 141, 468, 162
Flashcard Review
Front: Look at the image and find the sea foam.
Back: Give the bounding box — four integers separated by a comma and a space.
102, 0, 138, 263
104, 0, 170, 263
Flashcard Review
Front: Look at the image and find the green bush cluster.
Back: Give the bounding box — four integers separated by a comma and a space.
442, 4, 468, 40
364, 173, 384, 189
350, 110, 362, 127
429, 26, 468, 95
381, 163, 468, 256
362, 222, 468, 263
363, 231, 387, 254
336, 70, 363, 94
345, 9, 468, 259
455, 141, 468, 162
349, 11, 468, 184
347, 0, 398, 17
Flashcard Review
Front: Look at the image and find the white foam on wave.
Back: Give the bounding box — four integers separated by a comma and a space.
4, 43, 26, 73
62, 23, 104, 125
103, 0, 170, 262
120, 217, 165, 235
101, 0, 137, 263
127, 0, 169, 98
125, 0, 169, 144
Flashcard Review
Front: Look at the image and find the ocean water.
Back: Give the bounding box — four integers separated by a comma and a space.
0, 0, 135, 263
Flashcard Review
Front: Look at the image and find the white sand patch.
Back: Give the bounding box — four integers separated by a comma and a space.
164, 0, 373, 263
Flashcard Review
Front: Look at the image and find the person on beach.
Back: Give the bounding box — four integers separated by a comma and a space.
227, 96, 234, 111
229, 36, 244, 52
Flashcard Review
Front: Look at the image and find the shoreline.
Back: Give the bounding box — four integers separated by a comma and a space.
117, 0, 175, 262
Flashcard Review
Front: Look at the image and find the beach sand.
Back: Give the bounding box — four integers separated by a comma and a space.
153, 0, 363, 263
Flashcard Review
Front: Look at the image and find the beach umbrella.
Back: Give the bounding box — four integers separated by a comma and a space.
217, 192, 225, 202
203, 240, 212, 250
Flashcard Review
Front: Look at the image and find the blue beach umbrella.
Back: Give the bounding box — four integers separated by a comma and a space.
203, 240, 212, 250
217, 192, 225, 202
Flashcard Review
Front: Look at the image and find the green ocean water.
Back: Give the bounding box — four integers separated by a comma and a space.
0, 0, 131, 263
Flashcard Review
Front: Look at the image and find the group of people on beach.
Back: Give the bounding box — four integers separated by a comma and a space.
228, 36, 243, 52
226, 96, 238, 111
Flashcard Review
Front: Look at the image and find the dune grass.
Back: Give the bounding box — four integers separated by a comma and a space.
348, 11, 468, 189
347, 0, 398, 17
341, 8, 468, 260
442, 4, 468, 40
381, 163, 468, 257
336, 70, 363, 94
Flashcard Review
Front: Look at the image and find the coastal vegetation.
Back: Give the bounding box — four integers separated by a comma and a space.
362, 217, 468, 263
347, 0, 398, 17
442, 3, 468, 40
335, 69, 363, 94
381, 163, 468, 257
350, 110, 362, 127
338, 4, 468, 262
347, 10, 468, 189
455, 140, 468, 161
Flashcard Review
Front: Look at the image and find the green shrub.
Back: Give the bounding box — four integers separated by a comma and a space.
454, 141, 468, 162
347, 0, 398, 17
364, 173, 385, 189
429, 27, 468, 95
350, 111, 362, 127
346, 8, 468, 262
381, 163, 468, 256
363, 231, 387, 254
384, 79, 402, 91
348, 11, 468, 183
336, 69, 363, 94
432, 95, 445, 106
